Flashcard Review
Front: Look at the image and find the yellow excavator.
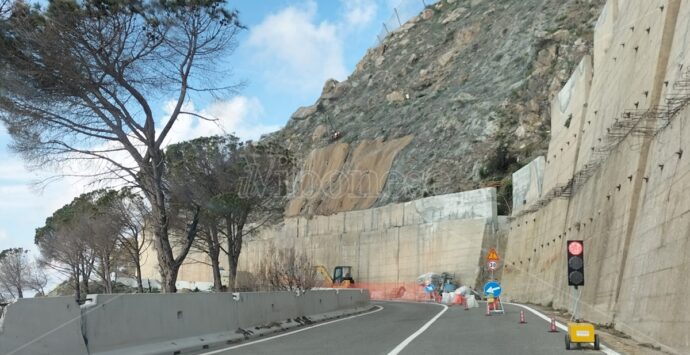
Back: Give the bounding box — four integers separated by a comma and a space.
314, 265, 355, 288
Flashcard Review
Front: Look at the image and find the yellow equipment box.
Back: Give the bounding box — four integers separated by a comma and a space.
566, 322, 600, 350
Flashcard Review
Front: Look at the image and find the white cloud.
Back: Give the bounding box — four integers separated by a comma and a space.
342, 0, 378, 28
162, 96, 280, 146
245, 1, 348, 93
0, 160, 34, 181
0, 161, 81, 252
0, 94, 279, 270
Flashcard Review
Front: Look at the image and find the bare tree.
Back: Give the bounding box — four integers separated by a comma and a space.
222, 141, 292, 289
27, 262, 48, 296
0, 249, 49, 300
36, 193, 107, 300
86, 189, 131, 294
89, 215, 120, 294
0, 0, 10, 18
257, 244, 317, 292
0, 0, 244, 293
165, 136, 292, 290
165, 135, 239, 292
0, 248, 32, 299
112, 189, 151, 293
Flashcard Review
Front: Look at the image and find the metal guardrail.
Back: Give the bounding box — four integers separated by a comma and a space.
376, 0, 440, 45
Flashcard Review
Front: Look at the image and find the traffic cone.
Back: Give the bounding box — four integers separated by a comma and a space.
485, 302, 491, 316
549, 316, 558, 332
519, 310, 526, 324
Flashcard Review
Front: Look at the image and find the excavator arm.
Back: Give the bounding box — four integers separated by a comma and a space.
314, 265, 333, 285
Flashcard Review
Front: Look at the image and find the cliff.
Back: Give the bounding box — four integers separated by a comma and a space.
265, 0, 605, 216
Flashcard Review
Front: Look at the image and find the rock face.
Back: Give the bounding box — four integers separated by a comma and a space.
290, 105, 318, 120
285, 136, 414, 216
265, 0, 605, 215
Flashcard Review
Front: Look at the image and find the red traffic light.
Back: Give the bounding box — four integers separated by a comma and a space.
568, 241, 583, 256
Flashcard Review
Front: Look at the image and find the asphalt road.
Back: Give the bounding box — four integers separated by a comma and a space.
194, 301, 604, 355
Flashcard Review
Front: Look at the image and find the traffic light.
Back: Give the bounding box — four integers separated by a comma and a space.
567, 240, 584, 287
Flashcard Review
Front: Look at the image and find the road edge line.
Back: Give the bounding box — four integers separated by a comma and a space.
386, 303, 448, 355
504, 302, 620, 355
196, 305, 384, 354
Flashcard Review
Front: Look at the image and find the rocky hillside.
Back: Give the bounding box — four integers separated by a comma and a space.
265, 0, 605, 215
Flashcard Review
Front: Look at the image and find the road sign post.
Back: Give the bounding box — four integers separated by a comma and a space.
486, 247, 500, 280
483, 281, 504, 314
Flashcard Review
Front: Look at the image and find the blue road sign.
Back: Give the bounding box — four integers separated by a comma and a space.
484, 281, 502, 297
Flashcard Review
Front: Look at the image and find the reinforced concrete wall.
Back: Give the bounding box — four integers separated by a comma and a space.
239, 188, 499, 298
139, 188, 500, 296
512, 156, 545, 212
542, 56, 593, 193
0, 290, 369, 355
502, 1, 690, 353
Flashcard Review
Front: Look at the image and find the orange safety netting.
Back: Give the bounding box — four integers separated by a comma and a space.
355, 282, 468, 305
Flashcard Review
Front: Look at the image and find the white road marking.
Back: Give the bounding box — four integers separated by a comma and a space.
197, 305, 384, 354
504, 302, 621, 355
386, 303, 448, 355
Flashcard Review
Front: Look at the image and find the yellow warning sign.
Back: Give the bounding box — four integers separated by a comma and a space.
487, 247, 500, 262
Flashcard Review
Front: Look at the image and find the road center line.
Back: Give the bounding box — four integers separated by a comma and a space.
197, 305, 384, 354
386, 303, 448, 355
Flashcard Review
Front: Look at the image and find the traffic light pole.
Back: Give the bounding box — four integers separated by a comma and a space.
570, 286, 581, 322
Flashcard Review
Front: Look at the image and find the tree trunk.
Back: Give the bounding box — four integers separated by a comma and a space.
226, 233, 240, 291
73, 269, 81, 302
93, 249, 111, 294
160, 266, 178, 293
82, 278, 89, 297
135, 262, 144, 293
211, 252, 222, 292
225, 217, 245, 291
16, 287, 23, 299
143, 152, 181, 293
81, 264, 90, 296
208, 225, 223, 292
227, 251, 238, 291
101, 256, 113, 294
151, 208, 178, 292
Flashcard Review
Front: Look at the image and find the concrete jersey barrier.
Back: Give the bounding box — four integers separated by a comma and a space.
0, 297, 87, 355
0, 289, 370, 355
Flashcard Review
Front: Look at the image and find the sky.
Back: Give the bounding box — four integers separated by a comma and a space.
0, 0, 410, 256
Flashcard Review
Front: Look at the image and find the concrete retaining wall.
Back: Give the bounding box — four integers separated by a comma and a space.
140, 189, 500, 292
502, 1, 690, 353
512, 156, 545, 212
0, 290, 369, 355
237, 188, 499, 297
